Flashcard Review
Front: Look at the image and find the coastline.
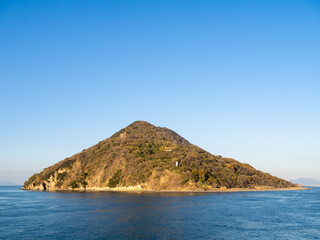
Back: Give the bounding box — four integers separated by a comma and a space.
82, 186, 310, 193
22, 186, 310, 193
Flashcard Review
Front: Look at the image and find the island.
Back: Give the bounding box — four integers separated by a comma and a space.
23, 121, 303, 192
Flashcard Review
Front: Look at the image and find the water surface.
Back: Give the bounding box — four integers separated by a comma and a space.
1, 186, 319, 239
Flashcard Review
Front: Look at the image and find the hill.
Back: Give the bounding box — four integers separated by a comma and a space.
23, 121, 296, 191
291, 178, 320, 186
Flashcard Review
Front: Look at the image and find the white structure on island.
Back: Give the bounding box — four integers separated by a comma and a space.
176, 161, 179, 167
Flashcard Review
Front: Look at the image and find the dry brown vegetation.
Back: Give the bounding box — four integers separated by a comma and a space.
23, 121, 295, 191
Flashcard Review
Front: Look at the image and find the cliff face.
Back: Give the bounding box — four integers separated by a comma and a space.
23, 121, 295, 191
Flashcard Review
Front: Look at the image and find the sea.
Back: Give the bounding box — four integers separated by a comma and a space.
0, 186, 319, 240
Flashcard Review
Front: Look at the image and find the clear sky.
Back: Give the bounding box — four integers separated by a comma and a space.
1, 0, 319, 184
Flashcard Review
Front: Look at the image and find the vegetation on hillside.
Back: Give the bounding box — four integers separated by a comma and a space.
23, 121, 295, 191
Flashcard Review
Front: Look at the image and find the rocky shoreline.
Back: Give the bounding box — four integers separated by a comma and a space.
22, 186, 308, 193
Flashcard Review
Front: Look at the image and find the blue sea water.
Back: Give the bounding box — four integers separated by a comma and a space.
0, 186, 319, 240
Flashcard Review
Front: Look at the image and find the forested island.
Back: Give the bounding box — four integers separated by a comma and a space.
23, 121, 301, 192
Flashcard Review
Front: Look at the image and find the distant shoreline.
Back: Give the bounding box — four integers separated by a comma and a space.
22, 186, 309, 193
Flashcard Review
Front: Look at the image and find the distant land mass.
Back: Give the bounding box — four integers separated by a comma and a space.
291, 178, 320, 186
23, 121, 299, 192
0, 181, 19, 186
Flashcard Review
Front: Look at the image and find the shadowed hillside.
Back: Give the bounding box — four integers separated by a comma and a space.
23, 121, 296, 191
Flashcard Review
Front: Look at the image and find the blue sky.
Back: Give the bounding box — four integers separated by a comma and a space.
1, 0, 319, 184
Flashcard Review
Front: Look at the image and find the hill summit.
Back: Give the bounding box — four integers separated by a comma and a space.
23, 121, 296, 191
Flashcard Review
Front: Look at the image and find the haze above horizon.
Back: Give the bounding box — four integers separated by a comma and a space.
1, 0, 319, 184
